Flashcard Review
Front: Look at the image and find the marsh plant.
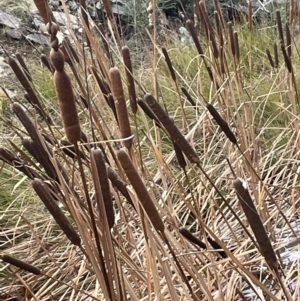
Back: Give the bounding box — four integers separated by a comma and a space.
0, 0, 300, 300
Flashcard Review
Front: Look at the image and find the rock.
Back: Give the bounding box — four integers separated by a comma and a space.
26, 33, 49, 45
6, 27, 27, 39
0, 11, 21, 28
53, 11, 78, 28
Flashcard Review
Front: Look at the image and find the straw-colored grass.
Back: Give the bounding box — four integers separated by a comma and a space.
0, 1, 300, 300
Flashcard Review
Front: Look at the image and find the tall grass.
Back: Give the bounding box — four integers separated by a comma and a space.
0, 1, 300, 300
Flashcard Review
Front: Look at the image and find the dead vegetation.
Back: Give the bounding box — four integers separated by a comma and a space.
0, 0, 300, 300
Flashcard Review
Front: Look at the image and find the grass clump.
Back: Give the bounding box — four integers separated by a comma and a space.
0, 1, 300, 300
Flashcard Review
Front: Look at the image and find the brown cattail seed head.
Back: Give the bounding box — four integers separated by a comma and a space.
109, 67, 132, 148
117, 149, 164, 232
32, 178, 81, 246
233, 178, 278, 270
50, 48, 65, 72
1, 255, 41, 275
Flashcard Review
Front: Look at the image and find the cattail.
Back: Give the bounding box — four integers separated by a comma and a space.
109, 67, 132, 148
33, 0, 56, 25
106, 163, 135, 209
91, 66, 111, 96
98, 24, 113, 64
117, 149, 164, 232
199, 1, 218, 58
266, 49, 275, 68
276, 10, 284, 45
147, 0, 154, 28
233, 31, 240, 62
172, 140, 186, 169
179, 228, 206, 249
22, 137, 39, 160
206, 236, 227, 258
1, 255, 40, 275
0, 147, 35, 179
228, 22, 235, 57
181, 87, 197, 108
16, 53, 32, 82
122, 46, 137, 114
92, 148, 115, 229
32, 178, 81, 246
233, 178, 278, 270
12, 103, 57, 180
145, 93, 200, 164
214, 11, 224, 48
281, 44, 292, 73
62, 37, 80, 64
40, 54, 54, 73
273, 43, 279, 68
60, 140, 85, 159
8, 57, 51, 123
50, 47, 81, 144
186, 20, 204, 56
162, 47, 176, 82
107, 94, 119, 124
102, 0, 113, 18
285, 22, 292, 58
206, 103, 237, 144
137, 98, 161, 127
